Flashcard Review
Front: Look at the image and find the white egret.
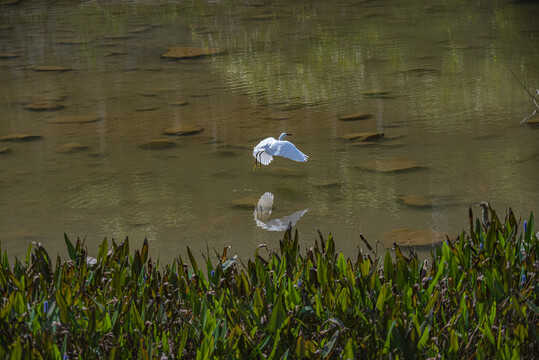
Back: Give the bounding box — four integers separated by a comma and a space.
253, 133, 308, 170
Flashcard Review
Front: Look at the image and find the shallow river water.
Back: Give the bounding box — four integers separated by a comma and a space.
1, 0, 538, 263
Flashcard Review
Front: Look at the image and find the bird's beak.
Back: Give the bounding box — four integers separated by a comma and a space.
286, 133, 292, 136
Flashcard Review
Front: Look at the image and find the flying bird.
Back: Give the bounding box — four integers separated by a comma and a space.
253, 133, 308, 170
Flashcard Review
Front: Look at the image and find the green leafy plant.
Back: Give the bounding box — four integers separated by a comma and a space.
0, 207, 536, 359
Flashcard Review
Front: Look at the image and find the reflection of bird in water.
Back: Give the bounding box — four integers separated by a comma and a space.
476, 201, 490, 229
254, 192, 274, 221
253, 133, 308, 170
254, 192, 308, 231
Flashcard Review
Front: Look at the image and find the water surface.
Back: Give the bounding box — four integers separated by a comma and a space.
1, 0, 538, 262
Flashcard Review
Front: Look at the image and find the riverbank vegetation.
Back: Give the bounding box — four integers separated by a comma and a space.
0, 207, 537, 359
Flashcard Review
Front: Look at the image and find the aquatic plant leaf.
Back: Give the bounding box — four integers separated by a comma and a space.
102, 312, 112, 333
64, 233, 77, 261
186, 246, 199, 274
321, 329, 339, 358
55, 291, 69, 324
450, 329, 459, 352
383, 249, 393, 281
382, 320, 396, 355
141, 238, 149, 264
268, 297, 286, 333
376, 284, 389, 312
10, 338, 21, 360
97, 238, 108, 263
417, 325, 430, 350
317, 255, 327, 286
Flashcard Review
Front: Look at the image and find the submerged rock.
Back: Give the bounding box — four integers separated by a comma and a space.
361, 90, 394, 99
272, 103, 304, 111
167, 101, 189, 107
163, 125, 204, 136
231, 196, 259, 209
356, 158, 426, 173
19, 93, 67, 104
24, 102, 65, 111
339, 132, 384, 141
381, 228, 447, 247
362, 90, 389, 96
525, 115, 539, 128
0, 0, 23, 5
57, 39, 91, 45
139, 139, 176, 150
104, 34, 132, 40
0, 53, 19, 59
400, 195, 433, 207
243, 14, 276, 21
265, 115, 290, 121
55, 143, 88, 154
0, 134, 42, 142
105, 50, 127, 57
135, 107, 160, 112
349, 141, 378, 147
49, 115, 102, 124
314, 179, 341, 188
161, 47, 224, 59
338, 113, 373, 121
129, 26, 152, 34
34, 66, 71, 72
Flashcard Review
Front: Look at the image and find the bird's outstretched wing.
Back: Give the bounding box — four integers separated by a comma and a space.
266, 140, 308, 162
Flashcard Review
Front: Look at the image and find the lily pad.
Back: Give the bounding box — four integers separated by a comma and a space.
356, 158, 426, 173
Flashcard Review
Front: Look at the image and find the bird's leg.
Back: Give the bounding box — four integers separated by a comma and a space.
254, 151, 262, 171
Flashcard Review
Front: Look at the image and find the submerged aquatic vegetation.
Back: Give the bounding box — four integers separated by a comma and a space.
0, 207, 537, 359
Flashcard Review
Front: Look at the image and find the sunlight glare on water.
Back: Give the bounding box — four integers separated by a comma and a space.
0, 0, 538, 262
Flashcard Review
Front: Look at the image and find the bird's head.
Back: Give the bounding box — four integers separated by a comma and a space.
278, 133, 292, 141
475, 201, 490, 210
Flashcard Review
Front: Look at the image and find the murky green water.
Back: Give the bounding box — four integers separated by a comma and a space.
1, 0, 538, 262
